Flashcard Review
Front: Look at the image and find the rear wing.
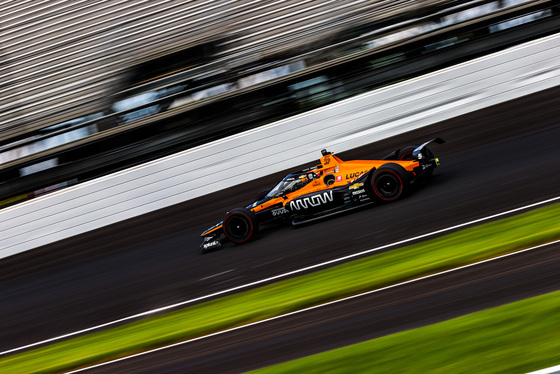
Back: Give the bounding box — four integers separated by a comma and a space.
413, 138, 445, 162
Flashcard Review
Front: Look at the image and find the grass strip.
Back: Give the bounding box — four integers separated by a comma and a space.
249, 288, 560, 374
1, 203, 559, 373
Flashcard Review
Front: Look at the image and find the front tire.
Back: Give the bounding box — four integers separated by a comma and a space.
367, 163, 410, 202
223, 208, 258, 244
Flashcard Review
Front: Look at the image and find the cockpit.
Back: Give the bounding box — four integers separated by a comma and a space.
266, 173, 311, 198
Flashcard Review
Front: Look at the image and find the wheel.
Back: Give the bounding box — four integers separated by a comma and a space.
223, 208, 259, 243
397, 145, 418, 160
367, 163, 410, 202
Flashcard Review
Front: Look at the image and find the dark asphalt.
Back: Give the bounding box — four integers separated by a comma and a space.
0, 86, 559, 369
84, 241, 560, 374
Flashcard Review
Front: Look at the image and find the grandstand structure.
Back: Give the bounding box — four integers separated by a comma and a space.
1, 0, 448, 140
0, 0, 557, 207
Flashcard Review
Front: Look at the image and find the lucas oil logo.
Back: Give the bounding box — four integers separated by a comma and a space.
346, 170, 368, 180
289, 191, 333, 211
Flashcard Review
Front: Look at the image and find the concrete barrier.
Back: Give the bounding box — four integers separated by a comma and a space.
2, 32, 559, 259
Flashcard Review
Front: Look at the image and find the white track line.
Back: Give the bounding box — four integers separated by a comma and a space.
66, 238, 560, 373
1, 195, 559, 358
526, 364, 560, 374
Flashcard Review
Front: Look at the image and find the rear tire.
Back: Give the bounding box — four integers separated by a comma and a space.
397, 146, 418, 160
367, 163, 410, 203
223, 208, 258, 243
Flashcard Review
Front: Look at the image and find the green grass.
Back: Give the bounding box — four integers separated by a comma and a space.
249, 289, 560, 374
1, 203, 559, 373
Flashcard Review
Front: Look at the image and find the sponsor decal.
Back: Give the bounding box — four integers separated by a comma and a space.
352, 189, 366, 195
272, 207, 289, 216
346, 170, 368, 180
202, 240, 220, 249
324, 155, 331, 165
349, 182, 364, 190
336, 175, 342, 182
312, 180, 321, 186
289, 191, 334, 210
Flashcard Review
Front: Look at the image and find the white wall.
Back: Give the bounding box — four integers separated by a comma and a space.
2, 33, 560, 259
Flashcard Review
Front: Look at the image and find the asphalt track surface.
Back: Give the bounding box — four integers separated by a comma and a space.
1, 86, 560, 371
81, 241, 560, 374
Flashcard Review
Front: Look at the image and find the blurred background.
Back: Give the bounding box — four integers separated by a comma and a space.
1, 2, 560, 372
0, 0, 557, 208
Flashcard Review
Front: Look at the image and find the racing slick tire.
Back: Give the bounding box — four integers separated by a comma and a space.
223, 208, 259, 244
367, 163, 410, 203
397, 146, 418, 160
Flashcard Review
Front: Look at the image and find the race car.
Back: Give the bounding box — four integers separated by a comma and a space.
200, 138, 444, 252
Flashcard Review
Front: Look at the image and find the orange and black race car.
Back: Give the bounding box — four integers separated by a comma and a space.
200, 138, 444, 252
